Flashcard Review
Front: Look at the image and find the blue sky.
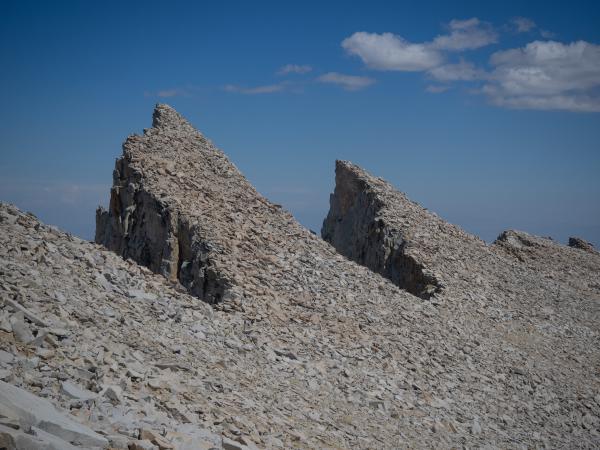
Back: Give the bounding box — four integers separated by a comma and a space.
1, 0, 599, 244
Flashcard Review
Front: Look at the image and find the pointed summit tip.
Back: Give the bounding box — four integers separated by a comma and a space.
151, 103, 190, 130
335, 160, 365, 178
335, 160, 355, 172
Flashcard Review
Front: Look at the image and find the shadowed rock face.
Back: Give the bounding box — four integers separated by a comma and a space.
96, 106, 231, 303
322, 161, 440, 299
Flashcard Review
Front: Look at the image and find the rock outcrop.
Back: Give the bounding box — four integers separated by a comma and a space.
94, 105, 416, 312
322, 161, 445, 298
493, 229, 600, 300
95, 105, 230, 303
1, 104, 599, 449
569, 236, 597, 253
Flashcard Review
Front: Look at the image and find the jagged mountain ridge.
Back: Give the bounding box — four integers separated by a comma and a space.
1, 104, 599, 449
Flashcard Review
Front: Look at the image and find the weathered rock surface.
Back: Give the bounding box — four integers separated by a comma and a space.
1, 104, 599, 448
493, 229, 600, 307
322, 160, 447, 298
569, 236, 597, 253
0, 380, 107, 448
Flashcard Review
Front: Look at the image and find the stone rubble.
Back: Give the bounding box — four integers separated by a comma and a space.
0, 104, 599, 449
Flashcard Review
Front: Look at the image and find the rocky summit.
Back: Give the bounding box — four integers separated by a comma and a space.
1, 104, 599, 449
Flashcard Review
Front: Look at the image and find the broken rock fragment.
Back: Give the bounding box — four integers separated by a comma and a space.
0, 380, 108, 448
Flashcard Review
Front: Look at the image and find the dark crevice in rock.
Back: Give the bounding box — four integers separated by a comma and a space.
322, 161, 441, 299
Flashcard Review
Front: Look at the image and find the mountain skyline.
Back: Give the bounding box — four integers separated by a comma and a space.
1, 0, 599, 244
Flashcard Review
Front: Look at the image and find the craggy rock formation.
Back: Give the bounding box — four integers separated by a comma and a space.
322, 160, 523, 303
96, 106, 230, 303
322, 161, 442, 298
569, 236, 597, 253
1, 105, 600, 449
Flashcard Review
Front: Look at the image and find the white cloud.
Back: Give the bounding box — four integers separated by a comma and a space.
510, 17, 536, 33
317, 72, 375, 91
432, 18, 498, 51
483, 40, 600, 112
342, 19, 496, 73
277, 64, 312, 75
340, 19, 600, 112
223, 83, 286, 94
428, 60, 486, 81
342, 32, 442, 71
425, 85, 450, 94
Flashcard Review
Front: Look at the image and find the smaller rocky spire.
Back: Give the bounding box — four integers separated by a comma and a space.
568, 236, 597, 253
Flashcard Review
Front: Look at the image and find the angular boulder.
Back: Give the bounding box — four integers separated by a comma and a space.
0, 380, 108, 448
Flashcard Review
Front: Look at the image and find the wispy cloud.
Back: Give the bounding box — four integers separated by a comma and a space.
540, 29, 556, 39
223, 83, 287, 94
317, 72, 375, 91
156, 89, 184, 98
431, 18, 497, 51
428, 60, 486, 81
509, 17, 536, 33
425, 85, 450, 94
277, 64, 312, 75
342, 18, 496, 73
144, 87, 194, 98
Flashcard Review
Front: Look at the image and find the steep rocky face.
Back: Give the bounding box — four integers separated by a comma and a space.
322, 161, 441, 298
96, 106, 233, 303
321, 160, 513, 300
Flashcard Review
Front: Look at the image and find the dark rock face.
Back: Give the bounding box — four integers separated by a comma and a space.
322, 161, 440, 299
569, 236, 597, 253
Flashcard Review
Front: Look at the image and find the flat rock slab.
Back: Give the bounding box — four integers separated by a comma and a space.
0, 380, 108, 448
